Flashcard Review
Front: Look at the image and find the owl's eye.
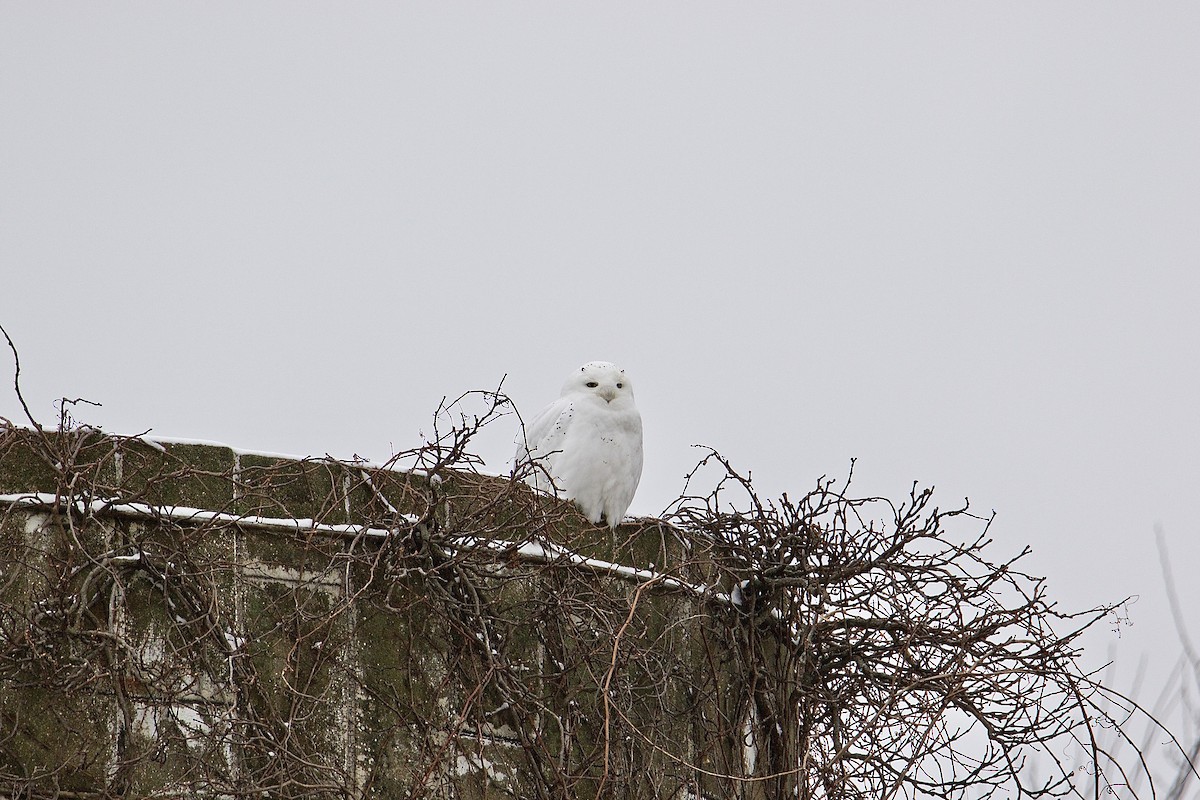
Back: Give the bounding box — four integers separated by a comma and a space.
616, 383, 623, 389
586, 381, 599, 388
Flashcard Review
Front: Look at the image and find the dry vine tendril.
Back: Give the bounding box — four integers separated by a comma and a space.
0, 330, 1192, 798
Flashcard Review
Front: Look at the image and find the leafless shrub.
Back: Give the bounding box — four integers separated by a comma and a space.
0, 326, 1192, 799
663, 450, 1197, 799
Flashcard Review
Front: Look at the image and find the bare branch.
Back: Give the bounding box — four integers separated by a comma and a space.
0, 376, 1187, 799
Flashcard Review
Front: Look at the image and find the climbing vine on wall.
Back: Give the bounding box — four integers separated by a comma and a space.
0, 329, 1190, 799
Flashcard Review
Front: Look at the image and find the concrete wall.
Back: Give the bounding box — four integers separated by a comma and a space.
0, 427, 755, 799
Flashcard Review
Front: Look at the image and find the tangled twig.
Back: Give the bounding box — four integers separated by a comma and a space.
0, 336, 1194, 799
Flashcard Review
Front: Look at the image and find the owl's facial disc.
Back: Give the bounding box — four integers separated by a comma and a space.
568, 362, 632, 404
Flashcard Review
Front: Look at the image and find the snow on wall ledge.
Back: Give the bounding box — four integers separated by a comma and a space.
0, 426, 741, 800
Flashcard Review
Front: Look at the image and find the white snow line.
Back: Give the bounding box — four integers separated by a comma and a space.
0, 493, 409, 539
0, 493, 730, 602
359, 469, 401, 516
451, 534, 731, 603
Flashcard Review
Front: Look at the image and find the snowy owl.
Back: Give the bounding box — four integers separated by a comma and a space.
515, 361, 644, 529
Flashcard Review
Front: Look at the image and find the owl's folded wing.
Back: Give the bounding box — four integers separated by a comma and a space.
514, 396, 574, 492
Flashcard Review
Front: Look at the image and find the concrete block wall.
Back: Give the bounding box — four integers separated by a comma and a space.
0, 427, 752, 799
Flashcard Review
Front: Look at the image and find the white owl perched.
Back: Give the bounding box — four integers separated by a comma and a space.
515, 361, 644, 529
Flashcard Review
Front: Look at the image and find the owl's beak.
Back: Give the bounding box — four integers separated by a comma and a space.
598, 385, 618, 403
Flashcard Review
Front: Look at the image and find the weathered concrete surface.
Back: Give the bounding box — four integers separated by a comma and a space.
0, 427, 737, 799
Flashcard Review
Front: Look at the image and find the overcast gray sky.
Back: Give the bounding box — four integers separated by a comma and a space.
3, 1, 1199, 756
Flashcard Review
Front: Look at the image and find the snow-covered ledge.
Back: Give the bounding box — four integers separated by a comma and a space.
0, 425, 724, 798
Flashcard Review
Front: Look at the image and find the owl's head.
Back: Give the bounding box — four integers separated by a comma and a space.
562, 361, 635, 406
